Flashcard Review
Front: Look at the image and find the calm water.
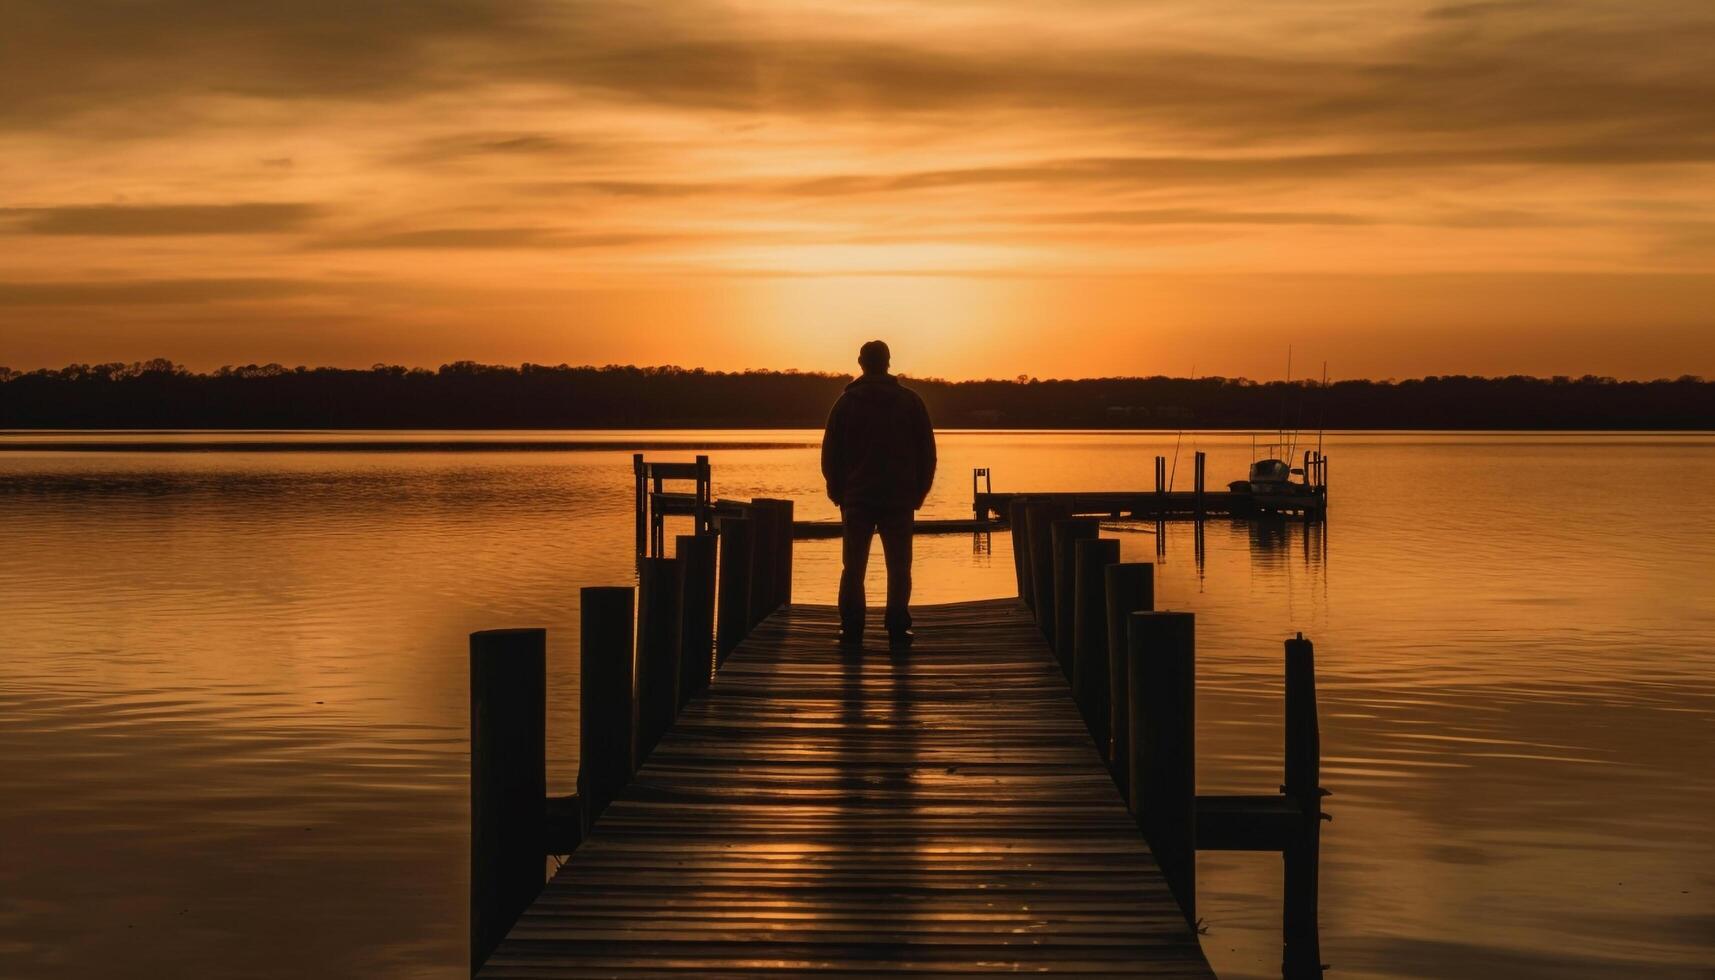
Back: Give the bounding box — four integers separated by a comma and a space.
2, 431, 1711, 978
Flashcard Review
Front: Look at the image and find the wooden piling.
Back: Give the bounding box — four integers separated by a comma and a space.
578, 587, 634, 834
1193, 451, 1206, 517
676, 533, 717, 709
1051, 518, 1100, 677
1127, 610, 1196, 926
470, 627, 546, 974
1024, 502, 1062, 639
632, 452, 647, 563
635, 556, 683, 765
747, 502, 780, 629
1008, 498, 1032, 606
1104, 562, 1154, 782
1283, 634, 1323, 978
715, 516, 753, 666
769, 498, 795, 608
1285, 635, 1319, 799
1154, 455, 1165, 495
1072, 537, 1121, 738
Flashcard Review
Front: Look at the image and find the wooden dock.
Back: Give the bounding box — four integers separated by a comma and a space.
791, 488, 1323, 539
629, 451, 1327, 549
479, 471, 1326, 977
478, 598, 1213, 977
973, 489, 1323, 522
974, 450, 1328, 524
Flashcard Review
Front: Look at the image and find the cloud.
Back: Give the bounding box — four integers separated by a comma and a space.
1018, 207, 1587, 229
1024, 209, 1375, 227
524, 180, 732, 199
5, 0, 1713, 165
0, 278, 329, 306
386, 132, 604, 167
1, 204, 321, 235
0, 0, 551, 127
308, 228, 687, 250
1424, 0, 1548, 21
527, 140, 1715, 206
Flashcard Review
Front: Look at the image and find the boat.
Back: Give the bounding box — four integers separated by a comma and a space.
1228, 457, 1300, 496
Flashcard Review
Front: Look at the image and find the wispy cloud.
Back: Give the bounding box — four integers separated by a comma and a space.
0, 278, 328, 306
1, 204, 322, 235
1022, 209, 1376, 227
307, 228, 687, 250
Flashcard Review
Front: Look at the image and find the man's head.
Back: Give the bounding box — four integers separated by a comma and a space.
858, 340, 891, 375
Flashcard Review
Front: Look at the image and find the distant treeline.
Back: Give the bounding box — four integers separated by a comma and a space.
1, 360, 1711, 429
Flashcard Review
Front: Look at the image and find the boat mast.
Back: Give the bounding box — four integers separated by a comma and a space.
1317, 361, 1328, 458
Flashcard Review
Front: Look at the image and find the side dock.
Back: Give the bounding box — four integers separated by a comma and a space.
793, 451, 1329, 538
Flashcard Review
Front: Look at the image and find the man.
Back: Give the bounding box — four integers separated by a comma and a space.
821, 340, 937, 649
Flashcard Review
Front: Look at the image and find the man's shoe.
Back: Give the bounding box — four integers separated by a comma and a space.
837, 630, 863, 649
888, 629, 915, 650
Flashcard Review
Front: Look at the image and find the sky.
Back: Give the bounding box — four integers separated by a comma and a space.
2, 0, 1712, 380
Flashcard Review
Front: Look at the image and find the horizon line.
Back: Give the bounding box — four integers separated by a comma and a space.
3, 359, 1706, 387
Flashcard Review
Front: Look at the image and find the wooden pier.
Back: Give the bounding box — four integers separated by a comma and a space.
480, 599, 1212, 977
477, 464, 1329, 977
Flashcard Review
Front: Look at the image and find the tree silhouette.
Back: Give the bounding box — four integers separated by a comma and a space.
0, 361, 1708, 430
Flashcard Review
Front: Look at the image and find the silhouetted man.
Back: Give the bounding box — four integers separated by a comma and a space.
821, 340, 936, 649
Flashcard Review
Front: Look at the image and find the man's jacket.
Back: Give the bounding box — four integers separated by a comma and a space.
820, 373, 937, 509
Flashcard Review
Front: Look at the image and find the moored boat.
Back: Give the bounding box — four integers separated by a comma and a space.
1229, 457, 1298, 495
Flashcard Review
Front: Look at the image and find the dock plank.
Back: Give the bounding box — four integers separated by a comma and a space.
479, 598, 1211, 977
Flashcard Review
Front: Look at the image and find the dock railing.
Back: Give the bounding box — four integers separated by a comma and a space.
632, 452, 712, 562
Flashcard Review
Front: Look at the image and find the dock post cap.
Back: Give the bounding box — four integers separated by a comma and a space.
470, 627, 547, 640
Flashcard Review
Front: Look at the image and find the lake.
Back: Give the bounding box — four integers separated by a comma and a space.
2, 430, 1711, 978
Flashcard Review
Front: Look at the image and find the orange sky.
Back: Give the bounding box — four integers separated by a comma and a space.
2, 0, 1712, 380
